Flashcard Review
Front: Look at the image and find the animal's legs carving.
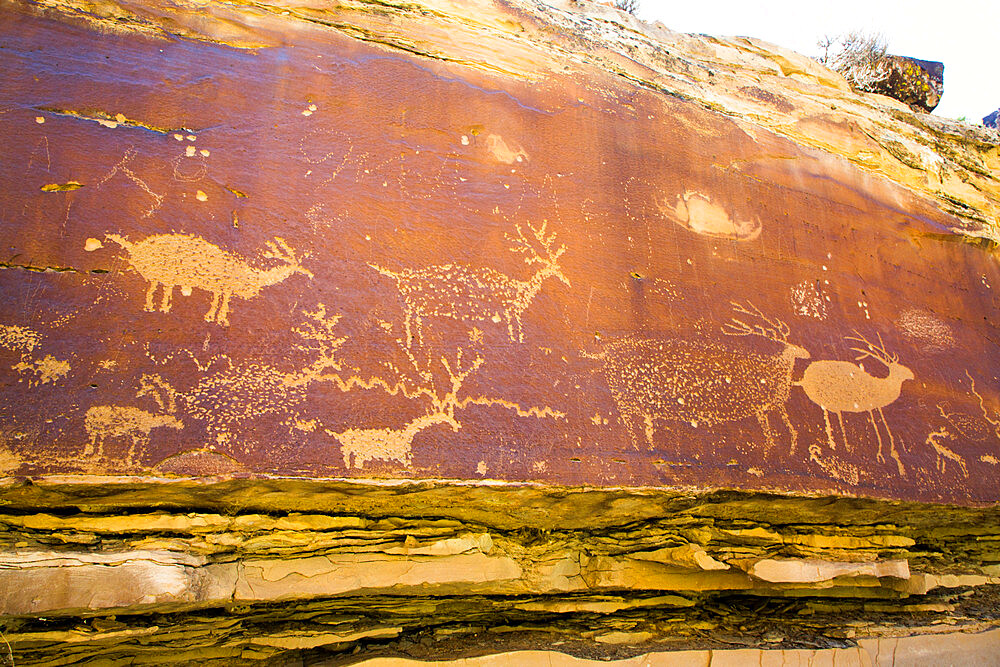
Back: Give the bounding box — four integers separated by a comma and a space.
144, 282, 159, 312
837, 412, 850, 452
160, 285, 173, 313
217, 291, 233, 326
778, 406, 798, 455
870, 410, 886, 463
205, 292, 221, 323
757, 412, 776, 450
822, 408, 836, 451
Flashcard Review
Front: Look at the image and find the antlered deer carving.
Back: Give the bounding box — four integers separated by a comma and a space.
369, 222, 569, 347
106, 233, 312, 326
795, 331, 914, 462
590, 302, 810, 453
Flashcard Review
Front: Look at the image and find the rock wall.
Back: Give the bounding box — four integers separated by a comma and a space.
1, 0, 999, 664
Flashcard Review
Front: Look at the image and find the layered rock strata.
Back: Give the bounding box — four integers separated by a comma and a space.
1, 0, 999, 663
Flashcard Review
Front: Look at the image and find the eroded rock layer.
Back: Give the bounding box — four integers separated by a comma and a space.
1, 0, 999, 663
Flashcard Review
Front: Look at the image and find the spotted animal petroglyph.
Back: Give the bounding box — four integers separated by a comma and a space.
0, 325, 40, 355
103, 234, 312, 326
590, 303, 809, 452
370, 222, 569, 347
796, 332, 913, 464
661, 191, 762, 241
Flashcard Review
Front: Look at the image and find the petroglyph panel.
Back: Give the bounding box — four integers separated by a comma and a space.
0, 1, 998, 504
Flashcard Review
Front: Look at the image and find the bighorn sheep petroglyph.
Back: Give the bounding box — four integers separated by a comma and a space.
591, 302, 810, 452
105, 233, 312, 326
795, 332, 913, 462
369, 222, 569, 347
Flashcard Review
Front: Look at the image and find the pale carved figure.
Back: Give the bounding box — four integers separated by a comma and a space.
331, 353, 481, 469
370, 222, 569, 347
105, 233, 312, 326
925, 427, 969, 477
795, 332, 913, 463
591, 302, 809, 453
84, 374, 183, 461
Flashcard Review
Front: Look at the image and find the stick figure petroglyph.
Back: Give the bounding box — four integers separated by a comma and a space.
102, 234, 312, 326
370, 222, 569, 347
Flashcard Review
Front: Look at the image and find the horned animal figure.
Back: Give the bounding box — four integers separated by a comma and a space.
795, 331, 914, 462
369, 222, 569, 347
332, 352, 483, 469
106, 233, 312, 326
83, 406, 183, 461
591, 302, 810, 452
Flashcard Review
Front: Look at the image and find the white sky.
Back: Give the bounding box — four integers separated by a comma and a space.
636, 0, 997, 121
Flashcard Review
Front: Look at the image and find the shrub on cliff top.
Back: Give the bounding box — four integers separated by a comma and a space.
817, 31, 890, 90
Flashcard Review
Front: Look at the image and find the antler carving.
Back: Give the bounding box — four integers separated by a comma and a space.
506, 221, 566, 266
721, 300, 791, 344
845, 330, 898, 368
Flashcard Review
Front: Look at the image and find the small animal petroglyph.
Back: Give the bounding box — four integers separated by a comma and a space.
329, 352, 480, 469
83, 373, 183, 461
104, 234, 312, 326
796, 332, 913, 463
370, 222, 569, 347
12, 355, 70, 387
84, 407, 182, 460
925, 427, 968, 477
661, 191, 761, 241
590, 302, 809, 452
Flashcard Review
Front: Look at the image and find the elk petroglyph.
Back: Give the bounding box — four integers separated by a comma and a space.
590, 302, 809, 452
370, 222, 569, 347
795, 332, 913, 463
102, 233, 312, 326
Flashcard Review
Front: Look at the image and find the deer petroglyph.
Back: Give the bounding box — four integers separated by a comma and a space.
795, 332, 913, 462
590, 302, 809, 452
370, 222, 569, 347
328, 352, 481, 469
926, 427, 968, 477
84, 375, 183, 461
104, 233, 312, 326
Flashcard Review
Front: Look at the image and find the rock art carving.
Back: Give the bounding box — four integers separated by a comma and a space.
897, 309, 955, 352
660, 191, 762, 241
102, 234, 312, 326
795, 332, 913, 463
964, 370, 1000, 443
12, 355, 70, 387
370, 222, 569, 347
0, 324, 40, 355
590, 302, 809, 452
330, 352, 479, 469
925, 427, 968, 477
790, 280, 828, 320
96, 148, 163, 218
84, 375, 183, 460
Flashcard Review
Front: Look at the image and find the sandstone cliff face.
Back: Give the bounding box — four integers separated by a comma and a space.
1, 0, 999, 664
